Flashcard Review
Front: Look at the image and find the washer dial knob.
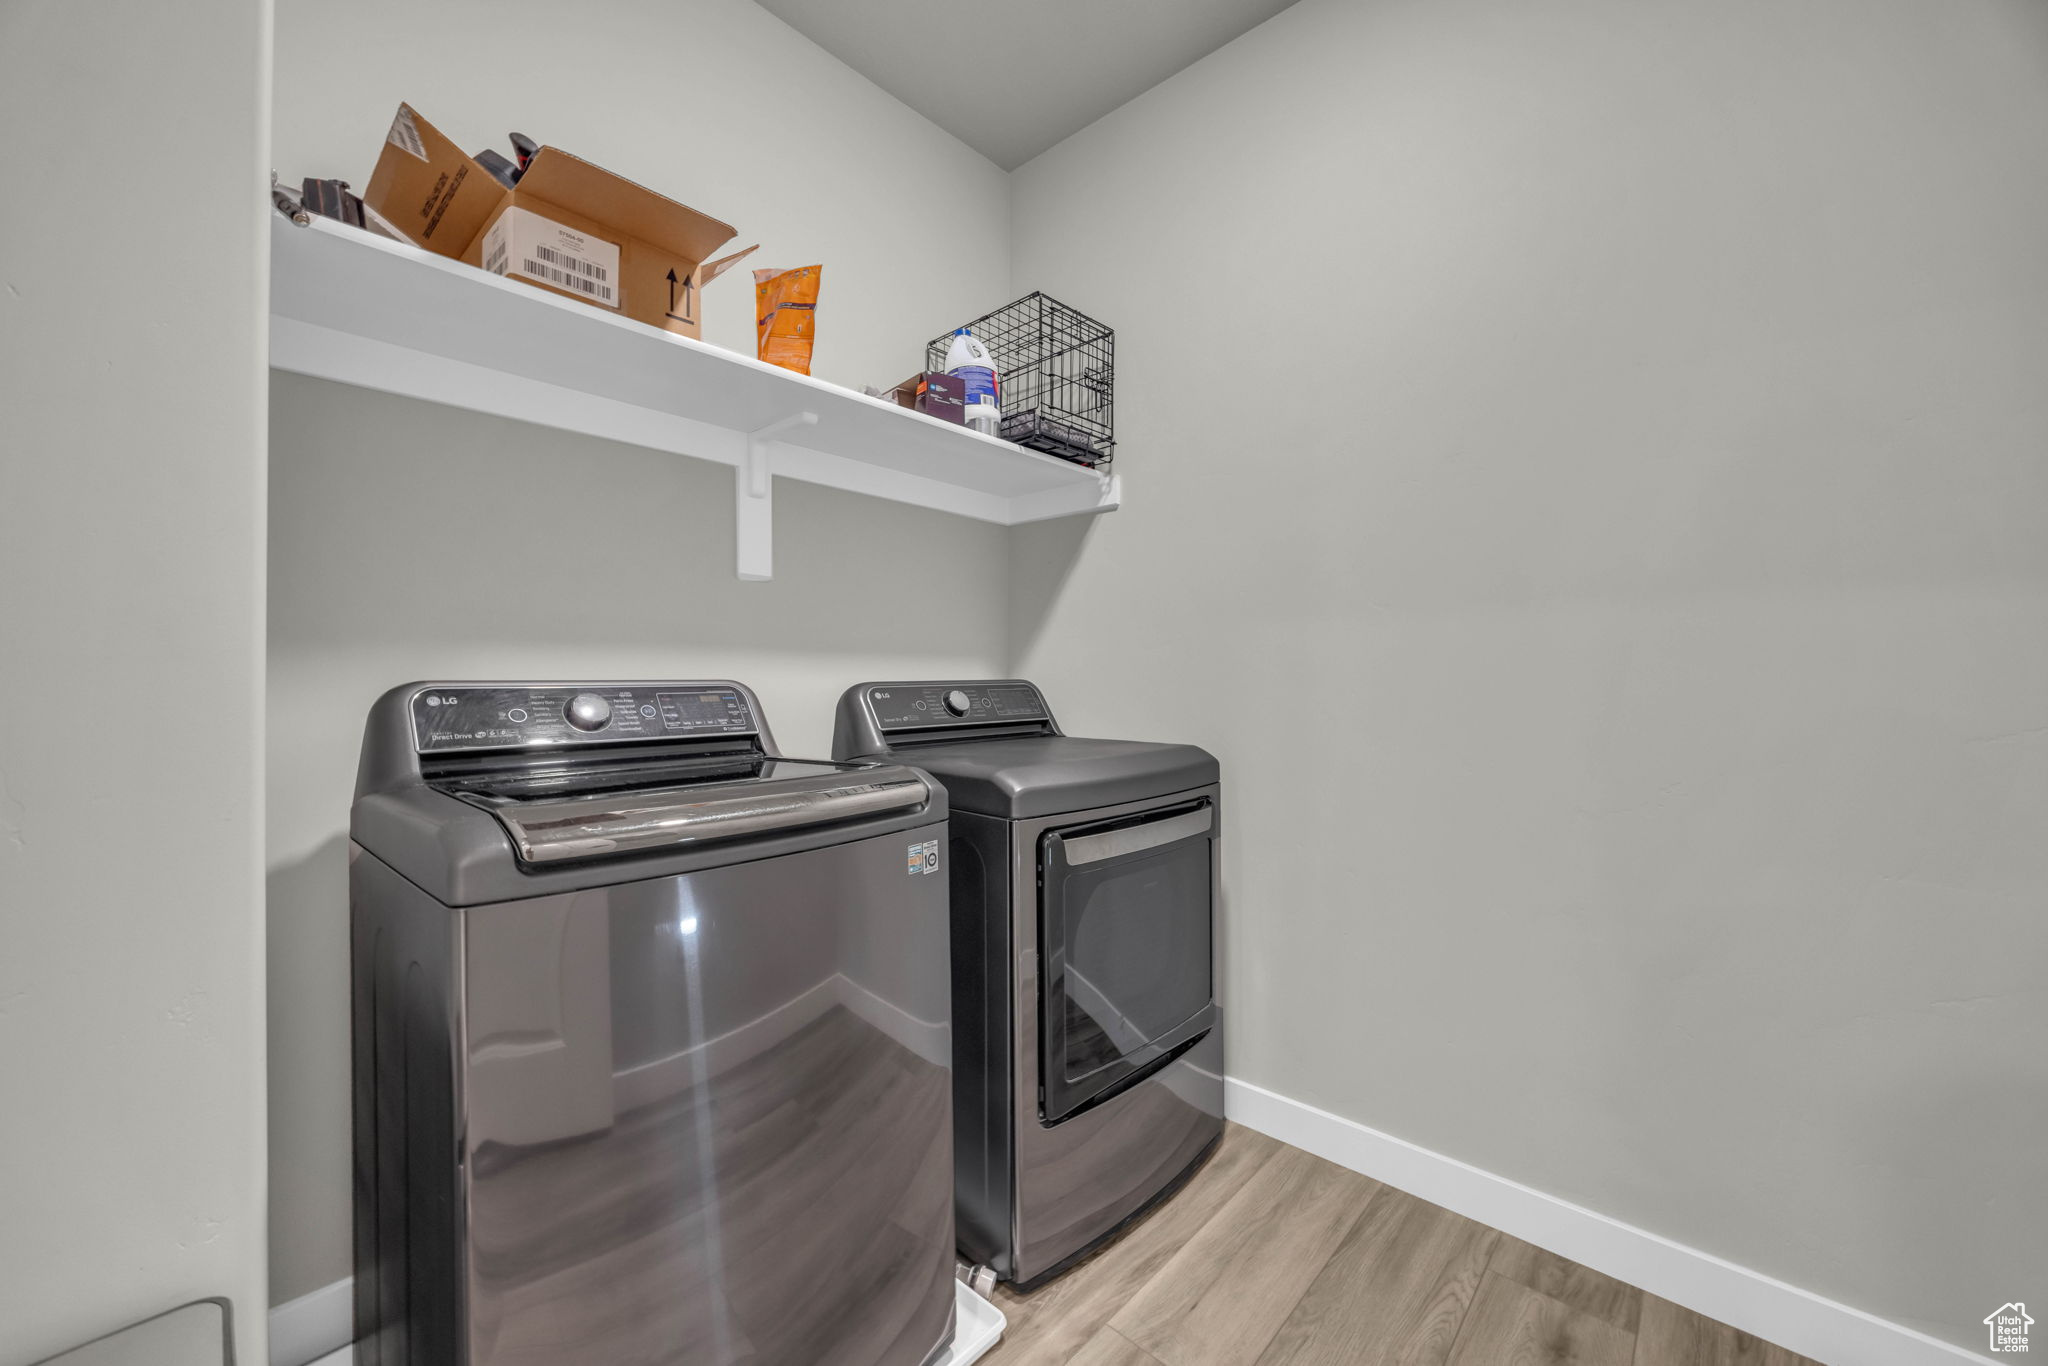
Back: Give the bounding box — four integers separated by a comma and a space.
943, 689, 972, 717
564, 693, 613, 732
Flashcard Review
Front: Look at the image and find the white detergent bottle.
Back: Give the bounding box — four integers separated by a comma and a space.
945, 327, 1001, 436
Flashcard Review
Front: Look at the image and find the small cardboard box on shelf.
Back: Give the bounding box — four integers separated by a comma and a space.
363, 103, 755, 339
915, 372, 968, 424
883, 373, 969, 422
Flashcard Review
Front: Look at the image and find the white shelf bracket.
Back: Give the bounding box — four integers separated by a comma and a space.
736, 411, 818, 581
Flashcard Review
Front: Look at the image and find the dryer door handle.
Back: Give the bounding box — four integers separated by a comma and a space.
1056, 804, 1212, 867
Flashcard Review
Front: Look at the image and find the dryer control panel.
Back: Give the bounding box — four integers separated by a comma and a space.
412, 684, 756, 752
866, 682, 1049, 732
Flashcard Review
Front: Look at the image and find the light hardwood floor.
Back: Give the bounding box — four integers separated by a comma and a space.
985, 1124, 1825, 1366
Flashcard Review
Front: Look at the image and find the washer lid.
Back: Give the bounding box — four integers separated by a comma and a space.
890, 734, 1217, 819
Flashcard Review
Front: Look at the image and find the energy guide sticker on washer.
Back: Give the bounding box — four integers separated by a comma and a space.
909, 840, 940, 875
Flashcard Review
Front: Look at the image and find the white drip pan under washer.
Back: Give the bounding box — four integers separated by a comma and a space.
938, 1279, 1008, 1366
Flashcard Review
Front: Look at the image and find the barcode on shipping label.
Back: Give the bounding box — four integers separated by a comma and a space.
386, 104, 427, 161
481, 207, 620, 309
525, 243, 612, 300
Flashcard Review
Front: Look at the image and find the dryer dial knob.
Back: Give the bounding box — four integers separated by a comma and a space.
943, 689, 972, 717
564, 693, 613, 732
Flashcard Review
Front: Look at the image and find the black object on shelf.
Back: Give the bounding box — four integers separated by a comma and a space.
477, 132, 542, 189
300, 178, 364, 228
927, 292, 1114, 469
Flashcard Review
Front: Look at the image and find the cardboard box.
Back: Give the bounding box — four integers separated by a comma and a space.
364, 103, 755, 338
888, 372, 969, 419
915, 372, 968, 424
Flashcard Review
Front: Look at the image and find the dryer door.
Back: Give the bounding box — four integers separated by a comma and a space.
1038, 799, 1217, 1123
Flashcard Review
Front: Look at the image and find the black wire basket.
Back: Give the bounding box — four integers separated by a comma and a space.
926, 292, 1114, 469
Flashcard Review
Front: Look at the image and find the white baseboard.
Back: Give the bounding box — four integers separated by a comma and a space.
268, 1278, 351, 1366
1222, 1077, 1984, 1366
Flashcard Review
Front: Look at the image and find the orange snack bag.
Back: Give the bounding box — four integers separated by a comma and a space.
754, 264, 822, 375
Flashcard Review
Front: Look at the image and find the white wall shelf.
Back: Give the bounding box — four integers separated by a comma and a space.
268, 214, 1119, 579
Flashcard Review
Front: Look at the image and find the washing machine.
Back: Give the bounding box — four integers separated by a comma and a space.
833, 680, 1223, 1288
350, 680, 957, 1366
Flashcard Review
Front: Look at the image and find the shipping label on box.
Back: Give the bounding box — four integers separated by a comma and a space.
385, 104, 428, 160
481, 206, 621, 309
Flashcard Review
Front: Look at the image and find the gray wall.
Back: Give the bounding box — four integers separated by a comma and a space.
1008, 0, 2048, 1354
0, 1, 272, 1362
266, 0, 1014, 1303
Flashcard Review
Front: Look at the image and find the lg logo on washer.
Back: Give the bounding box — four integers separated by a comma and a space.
908, 840, 940, 875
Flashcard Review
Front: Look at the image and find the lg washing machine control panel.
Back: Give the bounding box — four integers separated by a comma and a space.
411, 684, 756, 752
867, 682, 1049, 732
